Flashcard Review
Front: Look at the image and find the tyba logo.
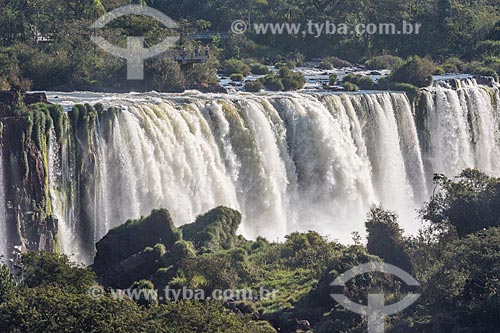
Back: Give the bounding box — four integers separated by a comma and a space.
90, 5, 180, 80
330, 262, 421, 333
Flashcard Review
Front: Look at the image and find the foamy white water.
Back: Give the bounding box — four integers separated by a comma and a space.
0, 147, 7, 260
36, 81, 500, 262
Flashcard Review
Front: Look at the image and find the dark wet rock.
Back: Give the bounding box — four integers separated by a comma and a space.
99, 246, 165, 288
474, 75, 495, 87
0, 91, 49, 107
93, 209, 180, 277
193, 83, 228, 94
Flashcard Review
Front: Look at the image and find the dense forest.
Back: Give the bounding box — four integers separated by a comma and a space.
1, 1, 500, 332
1, 168, 500, 332
0, 0, 499, 91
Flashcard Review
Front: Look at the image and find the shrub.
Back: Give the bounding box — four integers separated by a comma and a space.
149, 57, 186, 92
244, 81, 263, 92
324, 56, 352, 68
357, 76, 375, 90
365, 55, 404, 70
221, 58, 250, 76
342, 73, 359, 84
391, 56, 436, 87
343, 74, 374, 89
329, 73, 338, 85
442, 57, 465, 73
282, 74, 305, 91
265, 76, 284, 91
475, 67, 499, 82
250, 63, 269, 75
278, 67, 305, 91
377, 77, 392, 90
274, 61, 295, 69
391, 82, 420, 101
433, 66, 445, 75
318, 61, 334, 70
285, 52, 305, 66
476, 40, 500, 58
230, 73, 244, 81
366, 207, 413, 273
343, 82, 359, 91
184, 62, 219, 88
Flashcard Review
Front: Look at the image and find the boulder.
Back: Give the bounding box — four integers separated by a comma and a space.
23, 92, 49, 104
0, 91, 49, 106
93, 209, 179, 276
181, 206, 241, 252
474, 75, 495, 87
100, 246, 165, 288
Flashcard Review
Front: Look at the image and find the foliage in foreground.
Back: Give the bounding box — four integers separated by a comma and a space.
1, 169, 500, 332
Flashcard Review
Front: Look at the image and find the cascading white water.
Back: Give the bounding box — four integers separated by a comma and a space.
48, 130, 84, 262
43, 81, 500, 263
420, 80, 500, 178
0, 147, 7, 260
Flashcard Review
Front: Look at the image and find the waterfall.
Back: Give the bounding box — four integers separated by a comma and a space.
419, 80, 500, 178
0, 146, 7, 260
3, 79, 498, 263
48, 129, 83, 262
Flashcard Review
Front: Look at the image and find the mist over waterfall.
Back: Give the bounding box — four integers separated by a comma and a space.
1, 79, 498, 263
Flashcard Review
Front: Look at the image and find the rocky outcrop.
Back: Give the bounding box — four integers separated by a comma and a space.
92, 206, 240, 289
0, 102, 63, 256
93, 209, 180, 277
0, 91, 49, 107
98, 245, 166, 289
474, 75, 496, 87
181, 206, 241, 252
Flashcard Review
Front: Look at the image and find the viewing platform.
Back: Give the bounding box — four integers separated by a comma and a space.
186, 33, 230, 40
173, 54, 208, 65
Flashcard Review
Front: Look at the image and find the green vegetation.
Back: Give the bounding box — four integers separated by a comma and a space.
343, 73, 375, 90
343, 81, 359, 92
365, 55, 405, 70
0, 253, 273, 333
181, 207, 242, 253
421, 169, 500, 237
391, 56, 436, 87
1, 168, 500, 331
230, 73, 244, 81
329, 73, 338, 85
244, 81, 264, 92
257, 69, 305, 92
0, 0, 498, 92
222, 59, 251, 76
319, 56, 352, 69
251, 63, 270, 75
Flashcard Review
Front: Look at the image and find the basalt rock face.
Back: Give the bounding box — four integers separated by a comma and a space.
93, 209, 180, 277
0, 91, 49, 107
0, 101, 63, 255
97, 246, 166, 289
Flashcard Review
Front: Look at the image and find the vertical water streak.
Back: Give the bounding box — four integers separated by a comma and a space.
0, 144, 7, 260
46, 83, 500, 262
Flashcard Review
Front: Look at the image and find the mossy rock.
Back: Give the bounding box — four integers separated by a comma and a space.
93, 209, 180, 276
181, 206, 242, 253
